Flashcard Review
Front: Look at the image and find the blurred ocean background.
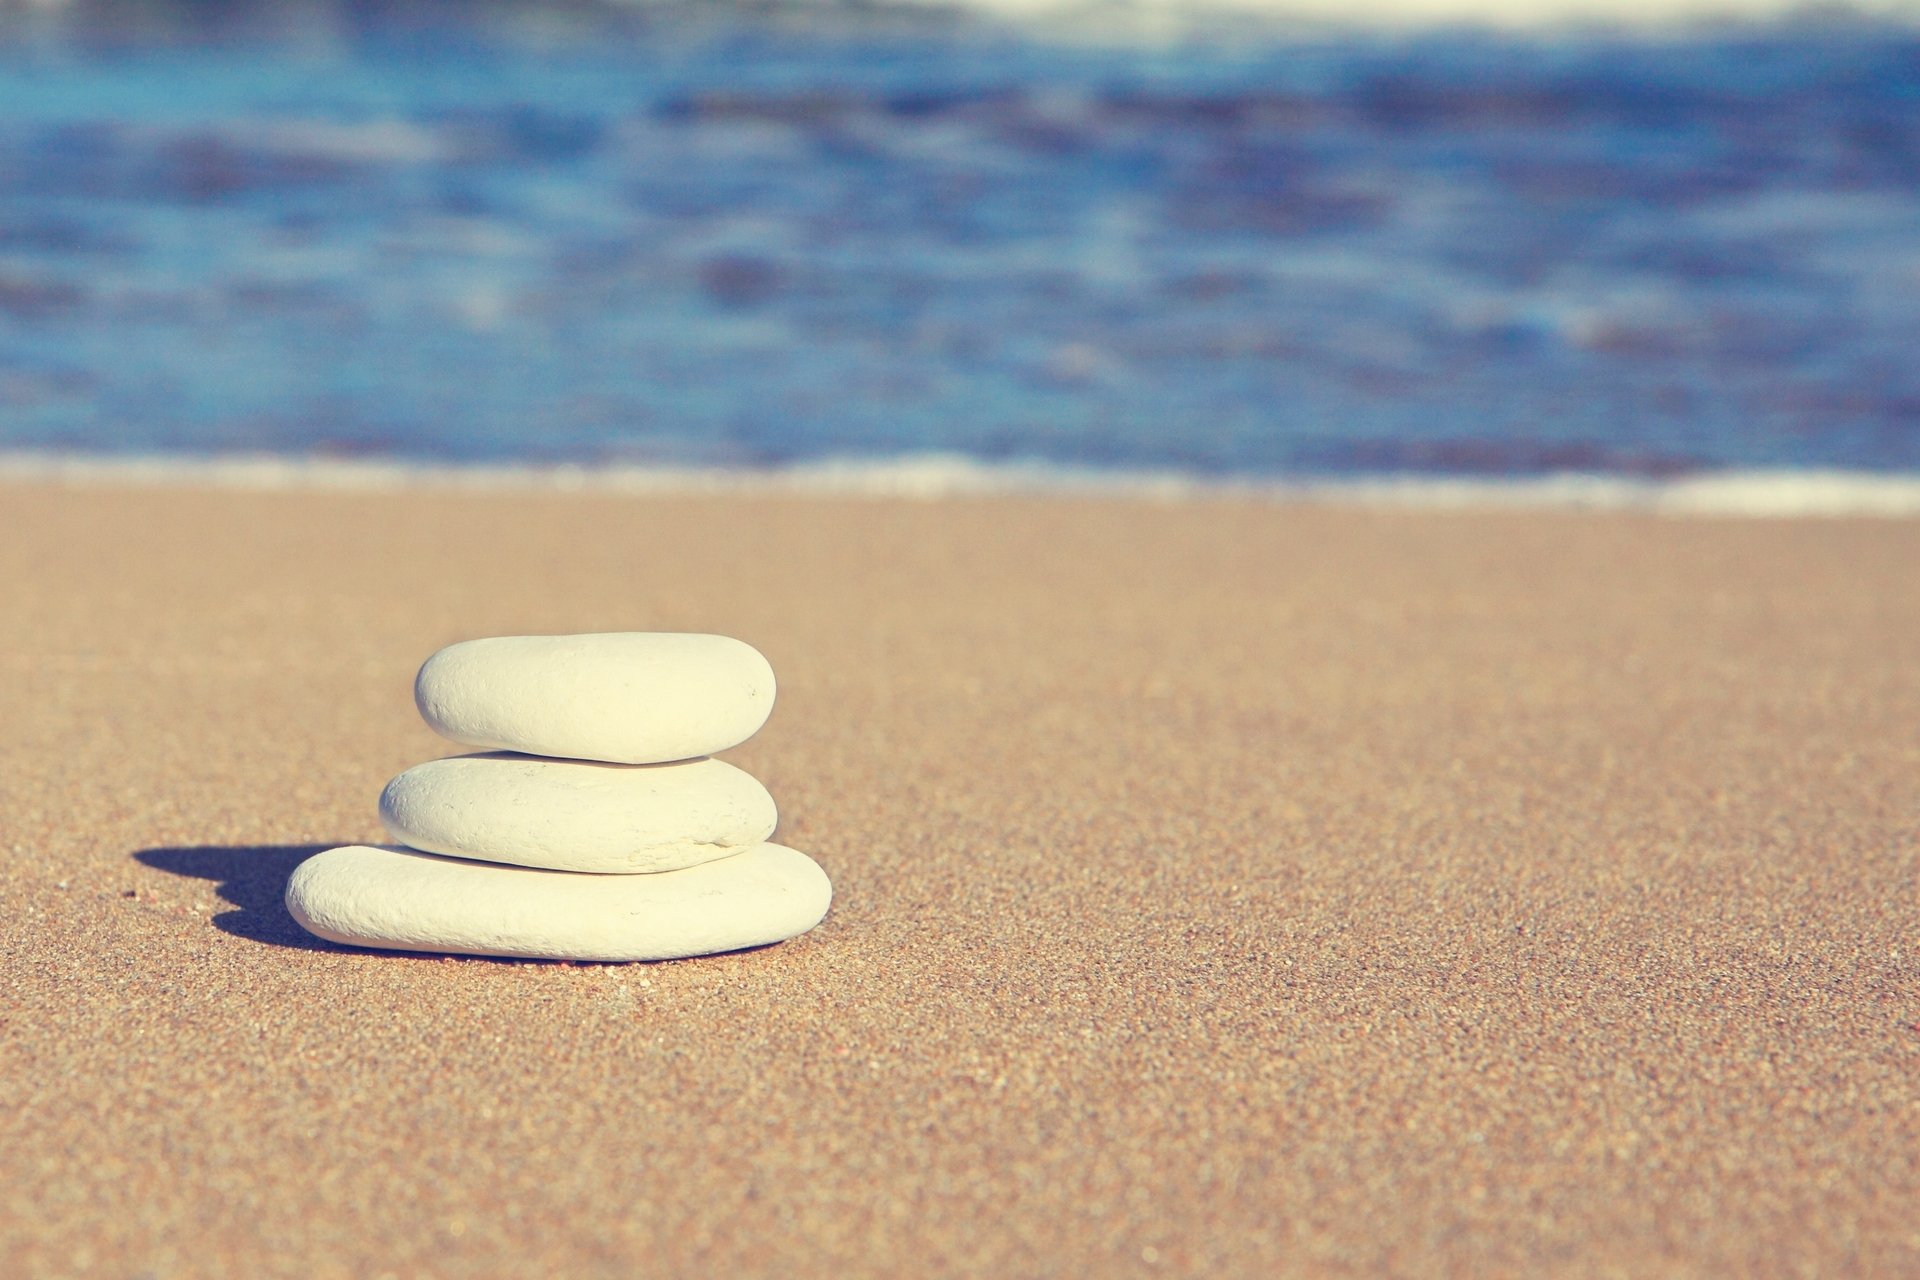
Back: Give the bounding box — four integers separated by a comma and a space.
2, 0, 1919, 497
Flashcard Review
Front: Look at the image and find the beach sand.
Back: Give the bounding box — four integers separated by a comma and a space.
2, 481, 1916, 1278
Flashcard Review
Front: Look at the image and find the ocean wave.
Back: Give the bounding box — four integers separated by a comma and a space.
7, 0, 1920, 42
7, 451, 1920, 516
881, 0, 1920, 33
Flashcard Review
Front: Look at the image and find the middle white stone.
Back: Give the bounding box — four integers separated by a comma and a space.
379, 752, 777, 874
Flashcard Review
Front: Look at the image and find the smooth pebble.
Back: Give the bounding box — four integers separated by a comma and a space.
285, 843, 831, 962
414, 633, 775, 764
379, 752, 777, 874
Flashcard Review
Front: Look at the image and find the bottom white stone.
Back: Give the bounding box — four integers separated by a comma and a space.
285, 842, 831, 962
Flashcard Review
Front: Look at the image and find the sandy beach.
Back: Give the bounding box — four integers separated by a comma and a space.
2, 480, 1916, 1278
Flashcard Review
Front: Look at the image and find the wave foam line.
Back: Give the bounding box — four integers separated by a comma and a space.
5, 452, 1920, 517
873, 0, 1919, 31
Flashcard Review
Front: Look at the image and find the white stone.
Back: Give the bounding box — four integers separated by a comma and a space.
414, 633, 776, 764
379, 753, 777, 874
285, 843, 831, 962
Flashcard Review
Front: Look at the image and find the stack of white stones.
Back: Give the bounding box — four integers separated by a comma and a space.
285, 633, 832, 962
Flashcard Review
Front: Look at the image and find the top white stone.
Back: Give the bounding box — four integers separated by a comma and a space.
414, 633, 776, 764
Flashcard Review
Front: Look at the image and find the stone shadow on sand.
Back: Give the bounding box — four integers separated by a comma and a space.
133, 844, 340, 951
133, 844, 793, 963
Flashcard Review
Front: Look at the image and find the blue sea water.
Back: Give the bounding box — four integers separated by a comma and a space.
1, 26, 1918, 477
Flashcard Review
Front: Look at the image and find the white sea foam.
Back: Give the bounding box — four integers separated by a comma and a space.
877, 0, 1920, 32
5, 451, 1920, 517
8, 0, 1919, 25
